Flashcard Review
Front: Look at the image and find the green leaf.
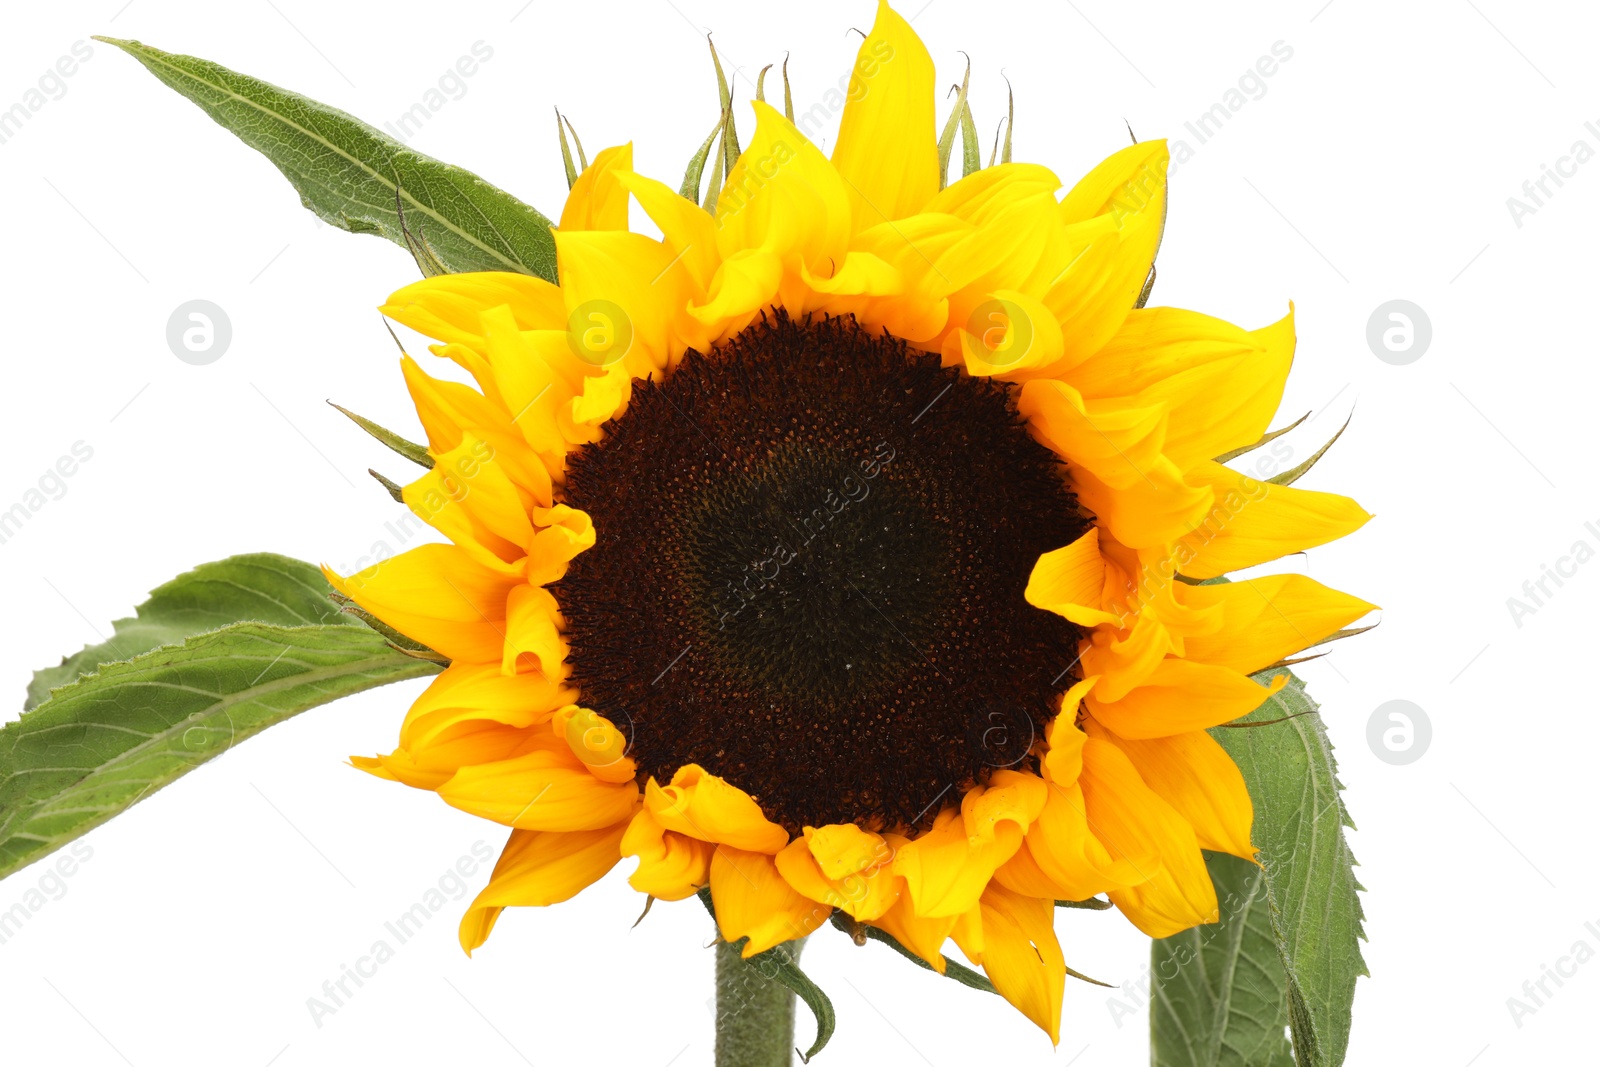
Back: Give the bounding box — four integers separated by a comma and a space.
753, 942, 836, 1062
27, 553, 358, 710
97, 37, 558, 281
1209, 671, 1368, 1066
3, 556, 441, 882
1151, 851, 1295, 1067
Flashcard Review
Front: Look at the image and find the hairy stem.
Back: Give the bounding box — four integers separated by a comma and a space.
714, 936, 806, 1067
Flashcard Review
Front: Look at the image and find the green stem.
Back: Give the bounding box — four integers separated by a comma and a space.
714, 936, 806, 1067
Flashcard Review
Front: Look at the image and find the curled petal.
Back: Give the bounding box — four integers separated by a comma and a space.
621, 806, 713, 901
644, 764, 790, 853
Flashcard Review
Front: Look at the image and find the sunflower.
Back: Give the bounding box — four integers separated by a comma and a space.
328, 0, 1374, 1042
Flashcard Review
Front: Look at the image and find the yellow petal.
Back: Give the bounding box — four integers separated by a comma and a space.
621, 806, 712, 901
1178, 462, 1374, 578
830, 0, 938, 227
555, 705, 637, 784
357, 726, 537, 792
1045, 141, 1168, 370
1102, 727, 1254, 861
1176, 573, 1377, 674
398, 354, 553, 506
459, 820, 631, 954
963, 769, 1048, 847
644, 765, 790, 853
893, 775, 1041, 920
1017, 778, 1141, 900
869, 866, 958, 971
478, 310, 571, 463
836, 211, 973, 342
717, 101, 851, 272
1086, 658, 1288, 739
806, 822, 890, 881
1093, 738, 1220, 938
1081, 734, 1217, 936
1042, 678, 1096, 786
956, 289, 1069, 381
775, 832, 900, 921
924, 163, 1061, 226
398, 662, 571, 754
992, 833, 1074, 899
614, 169, 721, 294
1072, 456, 1213, 551
1156, 309, 1295, 469
976, 884, 1066, 1044
688, 248, 784, 340
1018, 378, 1168, 490
1025, 530, 1123, 628
502, 583, 566, 680
936, 194, 1073, 356
381, 271, 566, 350
325, 544, 518, 664
559, 143, 634, 232
437, 734, 639, 831
1080, 611, 1179, 702
402, 433, 533, 570
711, 846, 830, 957
554, 228, 692, 375
525, 504, 596, 586
1060, 138, 1168, 224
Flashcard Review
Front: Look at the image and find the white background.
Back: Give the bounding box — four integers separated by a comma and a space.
1, 1, 1595, 1064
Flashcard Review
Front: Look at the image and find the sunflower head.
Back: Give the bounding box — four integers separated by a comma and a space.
330, 0, 1374, 1043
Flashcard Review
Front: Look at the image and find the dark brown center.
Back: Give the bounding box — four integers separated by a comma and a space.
554, 314, 1088, 833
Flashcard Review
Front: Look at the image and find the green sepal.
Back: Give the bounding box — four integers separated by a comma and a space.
936, 57, 973, 190
328, 402, 433, 468
705, 37, 742, 171
368, 468, 406, 503
1215, 412, 1309, 463
556, 108, 580, 189
827, 910, 997, 994
1268, 415, 1352, 486
1056, 895, 1113, 910
681, 118, 724, 203
958, 99, 980, 179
